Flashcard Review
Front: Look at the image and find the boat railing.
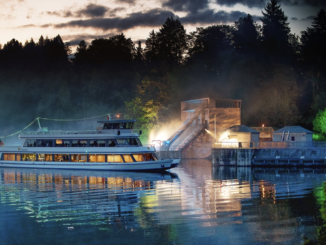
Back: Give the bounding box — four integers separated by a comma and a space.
0, 145, 21, 148
20, 130, 99, 135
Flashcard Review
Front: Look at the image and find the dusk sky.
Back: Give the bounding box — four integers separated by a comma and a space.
0, 0, 325, 51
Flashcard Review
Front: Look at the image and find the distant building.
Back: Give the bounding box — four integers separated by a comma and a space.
180, 97, 242, 134
273, 126, 313, 142
251, 127, 274, 141
227, 125, 260, 143
167, 97, 242, 158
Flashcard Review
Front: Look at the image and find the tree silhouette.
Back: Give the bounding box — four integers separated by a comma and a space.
261, 0, 291, 55
156, 17, 188, 64
233, 14, 261, 54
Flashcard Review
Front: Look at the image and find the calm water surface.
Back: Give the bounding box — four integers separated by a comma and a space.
1, 159, 326, 245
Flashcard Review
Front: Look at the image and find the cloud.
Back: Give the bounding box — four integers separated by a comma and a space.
279, 0, 326, 7
162, 0, 209, 14
181, 9, 261, 24
31, 8, 260, 32
53, 8, 175, 31
47, 4, 124, 18
300, 15, 315, 21
211, 0, 326, 8
215, 0, 266, 8
291, 17, 298, 21
115, 0, 136, 5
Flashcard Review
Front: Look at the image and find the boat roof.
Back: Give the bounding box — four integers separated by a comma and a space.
97, 120, 136, 123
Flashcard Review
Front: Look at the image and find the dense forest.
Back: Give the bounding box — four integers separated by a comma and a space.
0, 0, 325, 142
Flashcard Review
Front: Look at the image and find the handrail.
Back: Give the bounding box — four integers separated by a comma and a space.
167, 105, 207, 146
170, 125, 204, 151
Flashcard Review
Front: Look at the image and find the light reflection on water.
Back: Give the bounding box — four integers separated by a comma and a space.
0, 159, 325, 244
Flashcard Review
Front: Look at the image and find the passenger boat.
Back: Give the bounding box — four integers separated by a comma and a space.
0, 117, 180, 171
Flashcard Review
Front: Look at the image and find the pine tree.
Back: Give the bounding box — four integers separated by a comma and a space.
261, 0, 291, 55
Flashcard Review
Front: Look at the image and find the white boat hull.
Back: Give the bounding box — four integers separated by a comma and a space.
0, 159, 178, 171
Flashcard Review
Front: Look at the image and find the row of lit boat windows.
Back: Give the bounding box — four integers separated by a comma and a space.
2, 153, 157, 162
23, 138, 142, 147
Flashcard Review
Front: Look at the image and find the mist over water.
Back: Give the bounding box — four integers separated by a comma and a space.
0, 160, 325, 244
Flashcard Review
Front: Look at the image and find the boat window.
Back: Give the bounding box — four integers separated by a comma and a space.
3, 153, 15, 161
90, 140, 106, 147
63, 140, 71, 147
127, 138, 139, 146
143, 153, 157, 161
136, 138, 142, 146
108, 140, 117, 147
133, 154, 145, 162
126, 122, 134, 129
89, 154, 106, 162
116, 139, 129, 145
16, 154, 21, 161
72, 140, 87, 147
44, 154, 53, 161
24, 139, 37, 147
54, 154, 70, 162
107, 154, 123, 163
55, 139, 64, 147
37, 140, 53, 147
22, 154, 36, 161
71, 154, 87, 162
122, 155, 133, 163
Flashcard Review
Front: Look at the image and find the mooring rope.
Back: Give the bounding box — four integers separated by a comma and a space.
0, 113, 109, 139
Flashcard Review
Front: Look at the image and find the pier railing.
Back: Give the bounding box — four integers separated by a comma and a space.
212, 141, 326, 149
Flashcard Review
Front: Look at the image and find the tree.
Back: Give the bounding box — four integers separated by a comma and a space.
188, 25, 233, 70
313, 108, 326, 135
261, 0, 291, 55
156, 17, 188, 64
233, 14, 260, 53
74, 40, 89, 64
144, 30, 159, 63
301, 9, 326, 73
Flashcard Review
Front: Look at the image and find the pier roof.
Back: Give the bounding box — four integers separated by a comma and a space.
229, 125, 259, 133
274, 126, 313, 134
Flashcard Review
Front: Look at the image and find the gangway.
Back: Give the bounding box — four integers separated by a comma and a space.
165, 105, 207, 151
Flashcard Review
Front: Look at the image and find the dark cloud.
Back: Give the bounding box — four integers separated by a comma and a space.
54, 9, 175, 31
291, 17, 298, 21
216, 0, 266, 8
301, 15, 315, 21
47, 4, 124, 18
181, 9, 261, 24
115, 0, 136, 5
162, 0, 209, 14
279, 0, 326, 7
213, 0, 326, 8
77, 3, 109, 17
36, 8, 260, 32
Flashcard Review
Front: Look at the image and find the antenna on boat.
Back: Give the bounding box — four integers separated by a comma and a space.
37, 117, 42, 130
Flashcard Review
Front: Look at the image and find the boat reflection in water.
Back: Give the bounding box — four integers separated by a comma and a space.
1, 160, 325, 244
0, 168, 179, 230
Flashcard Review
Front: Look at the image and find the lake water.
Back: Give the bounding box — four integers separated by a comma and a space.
1, 159, 326, 245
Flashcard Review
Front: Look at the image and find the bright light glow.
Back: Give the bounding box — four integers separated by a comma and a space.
218, 130, 238, 148
149, 120, 182, 148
